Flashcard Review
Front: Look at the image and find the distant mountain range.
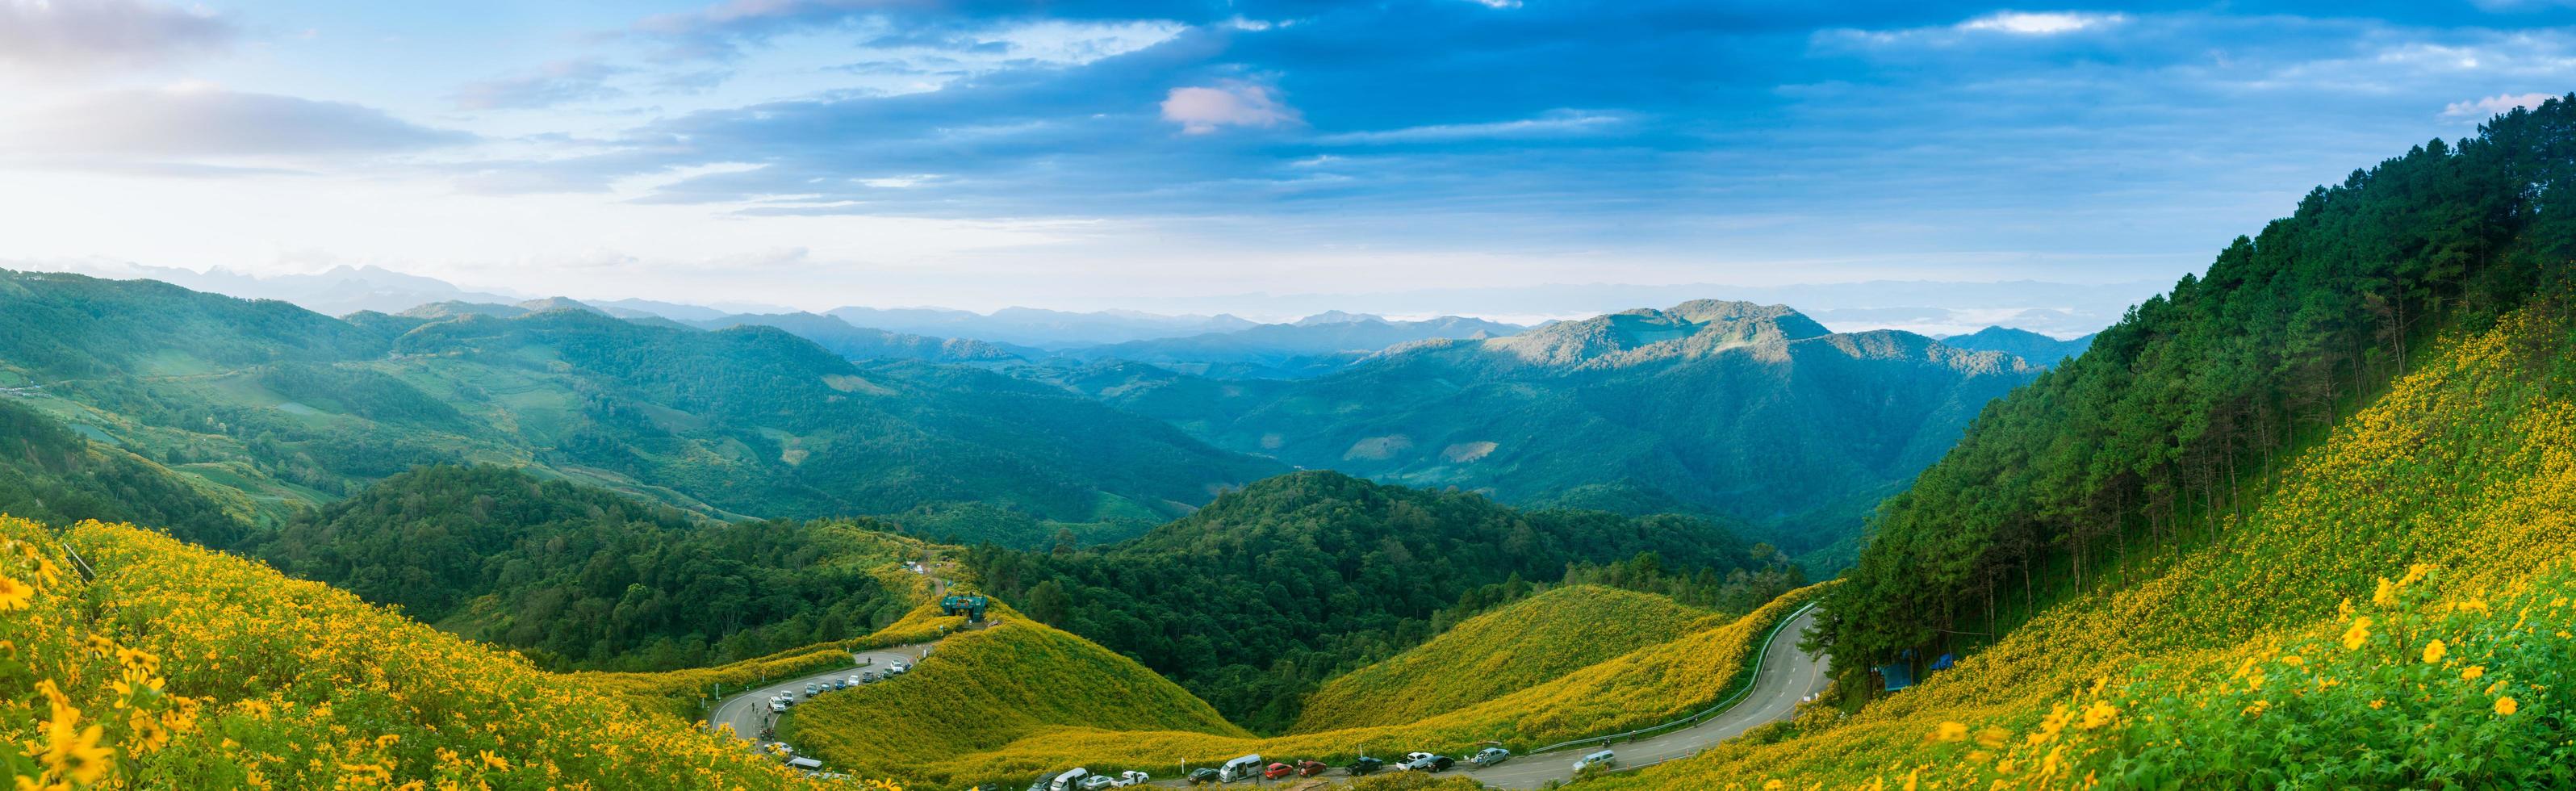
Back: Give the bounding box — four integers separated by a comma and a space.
1019, 300, 2045, 554
1050, 313, 1525, 379
1936, 326, 2096, 368
0, 270, 1282, 544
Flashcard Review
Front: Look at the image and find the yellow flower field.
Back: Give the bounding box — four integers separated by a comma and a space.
0, 517, 902, 789
1575, 302, 2576, 788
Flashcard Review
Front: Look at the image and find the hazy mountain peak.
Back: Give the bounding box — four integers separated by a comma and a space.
1484, 299, 1827, 366
1935, 325, 2097, 368
513, 297, 606, 316
1294, 310, 1383, 326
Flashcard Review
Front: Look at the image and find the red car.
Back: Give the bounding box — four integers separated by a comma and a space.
1263, 763, 1295, 780
1294, 760, 1328, 777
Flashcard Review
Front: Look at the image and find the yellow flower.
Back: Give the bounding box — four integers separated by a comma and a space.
2496, 696, 2520, 716
2422, 639, 2447, 664
2369, 698, 2387, 709
0, 574, 31, 610
43, 719, 114, 785
2462, 665, 2486, 680
1974, 726, 2010, 748
1928, 721, 1969, 743
479, 750, 511, 771
2373, 578, 2397, 607
2342, 617, 2373, 651
2078, 701, 2119, 730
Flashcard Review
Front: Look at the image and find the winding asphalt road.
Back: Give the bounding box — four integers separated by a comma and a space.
1150, 605, 1831, 789
710, 643, 943, 743
1460, 604, 1830, 788
711, 550, 1828, 789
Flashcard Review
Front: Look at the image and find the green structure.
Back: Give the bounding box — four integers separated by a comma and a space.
941, 593, 990, 622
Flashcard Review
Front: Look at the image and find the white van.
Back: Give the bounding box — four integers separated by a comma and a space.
1047, 768, 1090, 791
1218, 755, 1264, 782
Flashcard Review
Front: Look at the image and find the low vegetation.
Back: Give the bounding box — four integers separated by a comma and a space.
1583, 299, 2576, 788
794, 585, 1821, 789
964, 471, 1775, 731
1, 517, 894, 789
1290, 585, 1722, 733
781, 605, 1249, 784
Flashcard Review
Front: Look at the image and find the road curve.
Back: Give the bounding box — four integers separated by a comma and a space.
709, 644, 941, 743
1147, 605, 1830, 789
1462, 604, 1830, 789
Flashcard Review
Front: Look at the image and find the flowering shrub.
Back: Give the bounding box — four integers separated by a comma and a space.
1574, 303, 2576, 789
2, 517, 903, 789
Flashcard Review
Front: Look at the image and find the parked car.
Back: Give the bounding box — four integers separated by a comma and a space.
1573, 750, 1616, 772
848, 675, 864, 687
768, 700, 788, 713
887, 661, 910, 674
804, 684, 819, 697
1294, 760, 1328, 777
1106, 770, 1149, 787
1216, 755, 1264, 782
1044, 767, 1090, 791
1396, 755, 1449, 772
1263, 763, 1294, 780
863, 672, 880, 683
1470, 747, 1511, 768
1186, 768, 1219, 785
833, 678, 849, 690
1076, 774, 1118, 791
1345, 756, 1385, 776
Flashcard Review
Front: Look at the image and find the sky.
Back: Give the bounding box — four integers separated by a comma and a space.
3, 0, 2574, 321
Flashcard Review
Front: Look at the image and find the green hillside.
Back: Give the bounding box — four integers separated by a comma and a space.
1591, 283, 2576, 790
963, 471, 1790, 731
1027, 299, 2039, 555
1290, 584, 1722, 733
1824, 101, 2576, 672
243, 464, 932, 671
782, 609, 1251, 783
0, 271, 1284, 540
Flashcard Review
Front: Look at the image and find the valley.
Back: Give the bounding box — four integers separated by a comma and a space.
6, 94, 2575, 791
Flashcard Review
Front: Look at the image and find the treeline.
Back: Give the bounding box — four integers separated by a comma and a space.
961, 471, 1772, 733
242, 465, 921, 671
1823, 98, 2576, 670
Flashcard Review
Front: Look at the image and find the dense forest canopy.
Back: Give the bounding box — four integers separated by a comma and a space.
241, 465, 925, 671
1821, 96, 2576, 672
961, 471, 1799, 733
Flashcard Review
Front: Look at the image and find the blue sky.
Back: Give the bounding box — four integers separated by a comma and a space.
2, 0, 2574, 323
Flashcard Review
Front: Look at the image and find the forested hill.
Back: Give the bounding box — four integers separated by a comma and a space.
0, 271, 1283, 541
1029, 299, 2039, 556
962, 471, 1800, 733
1823, 97, 2576, 672
242, 464, 928, 671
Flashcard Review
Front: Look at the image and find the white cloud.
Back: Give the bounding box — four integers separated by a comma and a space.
1316, 110, 1632, 144
5, 83, 475, 158
2444, 92, 2557, 118
1160, 82, 1300, 135
452, 58, 628, 111
1956, 11, 2127, 36
0, 0, 233, 75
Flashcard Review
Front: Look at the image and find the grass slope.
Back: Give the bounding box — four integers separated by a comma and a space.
782, 604, 1249, 783
1290, 585, 1721, 733
1, 517, 888, 789
1583, 302, 2576, 789
788, 586, 1821, 789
